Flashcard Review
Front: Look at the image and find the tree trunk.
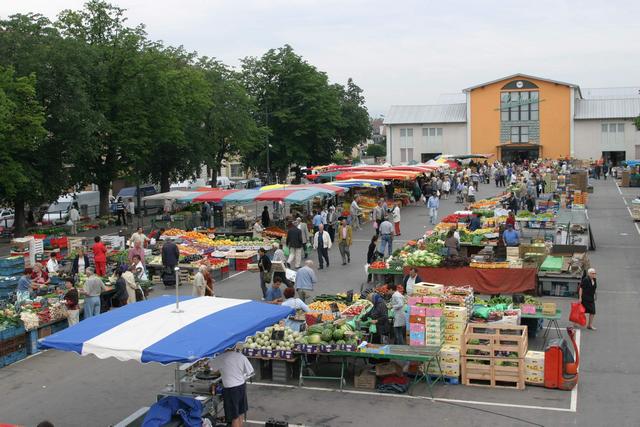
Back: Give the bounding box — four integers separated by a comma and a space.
210, 167, 218, 188
160, 170, 170, 193
13, 197, 26, 237
98, 184, 111, 217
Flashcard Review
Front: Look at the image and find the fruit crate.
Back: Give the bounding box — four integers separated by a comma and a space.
462, 355, 525, 389
462, 323, 528, 358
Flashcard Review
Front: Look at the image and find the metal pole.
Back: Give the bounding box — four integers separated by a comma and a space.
265, 103, 270, 185
172, 266, 183, 313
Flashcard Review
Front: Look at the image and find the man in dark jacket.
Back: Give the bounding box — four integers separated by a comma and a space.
286, 222, 304, 269
261, 206, 270, 228
362, 293, 390, 344
161, 239, 180, 287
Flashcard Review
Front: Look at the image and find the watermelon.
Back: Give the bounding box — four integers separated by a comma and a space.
321, 329, 333, 342
332, 329, 344, 340
308, 325, 324, 335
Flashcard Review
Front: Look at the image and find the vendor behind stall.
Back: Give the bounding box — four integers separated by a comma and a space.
503, 223, 520, 247
265, 276, 284, 303
402, 268, 422, 295
209, 349, 254, 427
281, 287, 310, 331
362, 293, 390, 344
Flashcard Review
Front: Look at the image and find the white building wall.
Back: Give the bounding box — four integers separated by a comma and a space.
574, 119, 640, 161
386, 123, 468, 165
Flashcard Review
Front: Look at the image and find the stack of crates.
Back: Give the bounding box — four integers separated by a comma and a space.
0, 256, 25, 277
0, 325, 27, 367
443, 306, 468, 348
408, 286, 445, 347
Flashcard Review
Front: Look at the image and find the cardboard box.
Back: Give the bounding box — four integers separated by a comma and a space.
525, 350, 545, 371
410, 306, 426, 316
542, 302, 557, 315
409, 339, 424, 346
440, 346, 460, 364
425, 317, 446, 326
413, 282, 444, 295
443, 306, 467, 322
525, 369, 544, 384
444, 322, 465, 334
375, 362, 403, 377
444, 333, 462, 346
354, 369, 377, 389
409, 331, 425, 342
409, 323, 425, 333
424, 308, 443, 317
428, 362, 460, 376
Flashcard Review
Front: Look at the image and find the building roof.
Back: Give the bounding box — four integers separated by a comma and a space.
574, 98, 640, 120
581, 87, 640, 100
463, 73, 579, 92
383, 103, 466, 125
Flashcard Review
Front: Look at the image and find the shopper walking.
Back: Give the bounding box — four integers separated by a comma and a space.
297, 218, 310, 260
326, 206, 337, 243
336, 218, 352, 265
286, 221, 304, 269
441, 177, 451, 200
257, 247, 272, 299
92, 236, 107, 276
350, 197, 362, 230
63, 278, 80, 327
201, 202, 211, 228
313, 223, 332, 269
389, 283, 406, 345
579, 268, 598, 330
193, 265, 207, 297
392, 202, 401, 236
372, 200, 384, 235
295, 260, 317, 302
378, 218, 394, 257
209, 349, 254, 427
122, 266, 138, 304
115, 197, 127, 226
68, 204, 81, 235
83, 267, 107, 319
161, 238, 180, 287
427, 192, 439, 225
366, 235, 379, 283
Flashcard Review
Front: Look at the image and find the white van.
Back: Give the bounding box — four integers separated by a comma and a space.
214, 176, 232, 189
42, 191, 100, 224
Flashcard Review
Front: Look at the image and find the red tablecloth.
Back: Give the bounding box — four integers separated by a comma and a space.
404, 267, 537, 294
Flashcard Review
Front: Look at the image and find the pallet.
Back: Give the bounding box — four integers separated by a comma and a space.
462, 323, 528, 358
428, 375, 460, 385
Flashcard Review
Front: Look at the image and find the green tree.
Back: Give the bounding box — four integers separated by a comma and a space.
366, 143, 386, 161
240, 45, 343, 181
334, 78, 371, 153
0, 67, 48, 236
198, 59, 262, 186
55, 0, 150, 215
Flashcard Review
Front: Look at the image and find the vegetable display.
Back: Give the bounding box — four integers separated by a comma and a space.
405, 250, 442, 267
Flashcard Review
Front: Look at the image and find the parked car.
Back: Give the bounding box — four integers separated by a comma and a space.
213, 176, 232, 189
42, 191, 100, 224
115, 185, 163, 215
0, 208, 14, 228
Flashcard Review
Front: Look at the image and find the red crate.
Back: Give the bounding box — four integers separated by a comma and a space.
235, 258, 251, 271
221, 266, 229, 274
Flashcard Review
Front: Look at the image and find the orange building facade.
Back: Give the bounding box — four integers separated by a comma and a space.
465, 74, 575, 162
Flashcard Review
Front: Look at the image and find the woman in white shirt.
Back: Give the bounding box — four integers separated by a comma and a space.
131, 255, 148, 281
281, 287, 310, 331
392, 202, 401, 236
252, 218, 264, 239
46, 253, 59, 274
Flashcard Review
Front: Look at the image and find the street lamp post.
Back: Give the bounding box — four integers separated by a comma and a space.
265, 104, 270, 185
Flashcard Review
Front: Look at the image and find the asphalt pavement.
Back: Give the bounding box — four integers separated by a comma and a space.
1, 179, 639, 426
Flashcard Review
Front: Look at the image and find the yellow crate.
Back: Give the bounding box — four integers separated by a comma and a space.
443, 306, 467, 322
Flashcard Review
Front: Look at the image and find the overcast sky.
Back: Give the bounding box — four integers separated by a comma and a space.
2, 0, 639, 115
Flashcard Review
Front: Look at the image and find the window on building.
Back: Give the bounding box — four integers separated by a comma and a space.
230, 163, 243, 177
602, 122, 625, 146
501, 91, 539, 122
407, 148, 414, 162
422, 127, 443, 145
400, 148, 407, 163
399, 128, 413, 162
510, 126, 529, 143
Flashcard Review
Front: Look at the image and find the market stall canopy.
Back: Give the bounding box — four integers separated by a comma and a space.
39, 296, 294, 364
258, 184, 344, 195
335, 170, 422, 181
328, 179, 386, 188
142, 191, 199, 201
178, 189, 239, 203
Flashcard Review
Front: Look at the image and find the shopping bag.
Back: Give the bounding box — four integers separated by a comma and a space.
569, 302, 587, 326
283, 245, 290, 257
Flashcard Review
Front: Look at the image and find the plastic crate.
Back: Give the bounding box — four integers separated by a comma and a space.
0, 325, 25, 340
0, 267, 24, 276
235, 258, 251, 271
51, 320, 67, 334
0, 256, 25, 268
0, 334, 27, 357
2, 348, 27, 366
27, 330, 39, 355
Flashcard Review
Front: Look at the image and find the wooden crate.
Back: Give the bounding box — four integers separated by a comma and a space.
462, 356, 525, 390
462, 323, 528, 359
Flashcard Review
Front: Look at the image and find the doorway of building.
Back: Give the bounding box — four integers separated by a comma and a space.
602, 151, 626, 166
500, 146, 540, 164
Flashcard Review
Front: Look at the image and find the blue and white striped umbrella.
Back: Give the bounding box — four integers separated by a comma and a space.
39, 296, 294, 364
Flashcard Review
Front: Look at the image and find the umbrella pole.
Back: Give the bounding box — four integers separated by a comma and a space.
172, 266, 183, 313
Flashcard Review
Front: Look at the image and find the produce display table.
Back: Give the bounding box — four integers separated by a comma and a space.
406, 267, 537, 294
299, 345, 442, 397
537, 270, 582, 297
521, 308, 562, 345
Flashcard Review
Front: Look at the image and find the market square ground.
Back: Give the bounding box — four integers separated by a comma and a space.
1, 178, 639, 427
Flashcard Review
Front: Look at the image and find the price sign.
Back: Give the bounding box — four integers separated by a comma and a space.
271, 330, 285, 341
